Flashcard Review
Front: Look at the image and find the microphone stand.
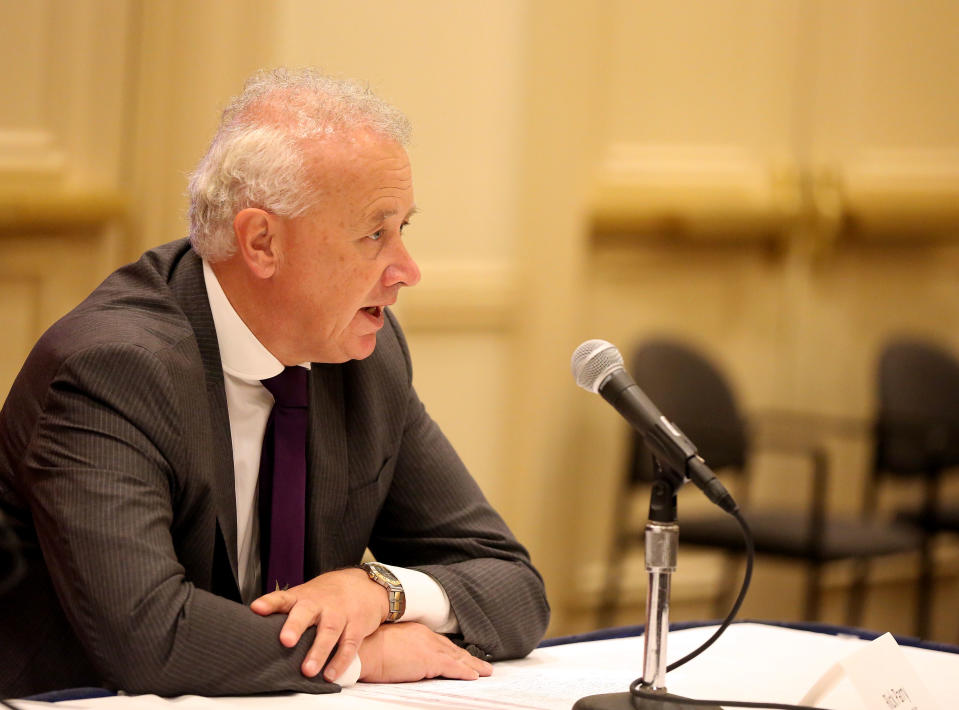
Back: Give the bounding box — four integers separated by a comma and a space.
573, 467, 721, 710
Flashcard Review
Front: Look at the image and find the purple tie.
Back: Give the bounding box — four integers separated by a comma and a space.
259, 366, 308, 592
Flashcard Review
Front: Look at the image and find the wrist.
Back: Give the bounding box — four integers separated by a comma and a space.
359, 562, 406, 622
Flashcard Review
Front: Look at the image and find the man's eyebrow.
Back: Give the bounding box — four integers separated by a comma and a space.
366, 205, 419, 225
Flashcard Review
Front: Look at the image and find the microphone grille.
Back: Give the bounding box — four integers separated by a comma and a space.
571, 339, 624, 393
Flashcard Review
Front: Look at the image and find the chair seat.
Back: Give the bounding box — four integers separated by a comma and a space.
895, 506, 959, 532
673, 509, 923, 561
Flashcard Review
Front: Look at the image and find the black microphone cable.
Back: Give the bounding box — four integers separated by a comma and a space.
664, 508, 754, 675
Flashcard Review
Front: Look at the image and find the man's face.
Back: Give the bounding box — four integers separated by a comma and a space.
270, 130, 420, 363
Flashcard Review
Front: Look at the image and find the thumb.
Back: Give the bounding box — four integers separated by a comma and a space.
250, 590, 295, 615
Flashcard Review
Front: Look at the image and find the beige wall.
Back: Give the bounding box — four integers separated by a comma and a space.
570, 0, 959, 639
3, 0, 958, 640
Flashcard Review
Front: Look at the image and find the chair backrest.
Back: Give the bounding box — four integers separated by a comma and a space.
875, 338, 959, 476
629, 339, 747, 483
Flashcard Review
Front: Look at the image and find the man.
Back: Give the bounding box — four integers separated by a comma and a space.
0, 68, 549, 697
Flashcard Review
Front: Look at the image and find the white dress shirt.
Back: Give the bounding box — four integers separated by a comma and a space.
202, 260, 457, 684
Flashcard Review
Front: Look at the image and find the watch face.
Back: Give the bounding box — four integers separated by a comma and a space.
369, 563, 400, 587
364, 562, 405, 621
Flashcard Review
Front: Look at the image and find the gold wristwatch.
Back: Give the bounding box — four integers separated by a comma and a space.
360, 562, 406, 622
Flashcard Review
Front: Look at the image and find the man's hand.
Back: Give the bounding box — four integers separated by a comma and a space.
358, 622, 493, 683
250, 567, 388, 681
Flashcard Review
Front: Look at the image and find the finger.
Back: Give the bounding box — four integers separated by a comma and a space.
320, 626, 363, 682
300, 614, 345, 678
279, 601, 324, 648
434, 655, 481, 681
468, 656, 493, 677
445, 646, 492, 677
249, 590, 295, 616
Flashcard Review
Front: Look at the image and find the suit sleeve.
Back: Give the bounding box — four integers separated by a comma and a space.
21, 343, 338, 696
367, 316, 550, 659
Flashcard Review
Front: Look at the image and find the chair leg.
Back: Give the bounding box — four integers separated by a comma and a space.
803, 561, 824, 621
916, 534, 935, 639
845, 558, 870, 628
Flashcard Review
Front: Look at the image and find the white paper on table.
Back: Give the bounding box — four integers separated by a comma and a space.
11, 624, 958, 710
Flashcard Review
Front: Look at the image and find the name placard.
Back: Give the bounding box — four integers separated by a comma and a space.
799, 632, 940, 710
842, 633, 940, 710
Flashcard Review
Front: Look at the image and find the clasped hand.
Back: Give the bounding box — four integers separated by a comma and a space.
250, 567, 386, 681
250, 568, 491, 683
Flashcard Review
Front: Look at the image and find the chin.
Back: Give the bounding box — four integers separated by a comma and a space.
310, 333, 378, 364
345, 335, 378, 362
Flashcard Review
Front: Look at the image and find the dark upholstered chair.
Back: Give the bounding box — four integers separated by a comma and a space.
872, 338, 959, 638
597, 339, 922, 630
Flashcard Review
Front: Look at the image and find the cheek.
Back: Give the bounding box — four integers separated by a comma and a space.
341, 260, 385, 295
308, 266, 371, 320
291, 253, 385, 324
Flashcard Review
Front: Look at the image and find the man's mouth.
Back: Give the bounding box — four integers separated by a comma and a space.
361, 306, 382, 318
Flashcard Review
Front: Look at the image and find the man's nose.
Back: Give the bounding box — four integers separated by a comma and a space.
383, 241, 421, 288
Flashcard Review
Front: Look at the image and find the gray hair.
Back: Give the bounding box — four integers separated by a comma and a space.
188, 67, 412, 262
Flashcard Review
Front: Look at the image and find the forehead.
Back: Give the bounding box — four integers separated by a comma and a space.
302, 129, 413, 217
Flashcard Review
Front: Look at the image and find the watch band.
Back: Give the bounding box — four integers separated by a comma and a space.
360, 561, 406, 622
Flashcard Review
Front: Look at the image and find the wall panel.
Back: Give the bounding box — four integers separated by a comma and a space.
565, 0, 959, 636
0, 0, 132, 396
4, 0, 958, 641
267, 0, 530, 526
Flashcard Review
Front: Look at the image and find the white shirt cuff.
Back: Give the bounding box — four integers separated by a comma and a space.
382, 564, 460, 634
335, 654, 362, 687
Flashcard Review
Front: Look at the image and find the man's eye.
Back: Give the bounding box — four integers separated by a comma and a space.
368, 231, 383, 241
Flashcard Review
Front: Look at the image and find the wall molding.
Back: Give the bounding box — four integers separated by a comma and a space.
0, 190, 126, 233
592, 143, 797, 241
840, 150, 959, 241
591, 143, 959, 245
0, 130, 66, 184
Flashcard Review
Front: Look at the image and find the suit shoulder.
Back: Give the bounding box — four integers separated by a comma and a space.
39, 293, 192, 365
43, 240, 197, 358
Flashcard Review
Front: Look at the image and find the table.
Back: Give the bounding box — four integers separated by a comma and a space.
13, 622, 959, 709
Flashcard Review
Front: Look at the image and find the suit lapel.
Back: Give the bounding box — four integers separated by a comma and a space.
167, 247, 240, 589
164, 243, 351, 584
306, 363, 348, 575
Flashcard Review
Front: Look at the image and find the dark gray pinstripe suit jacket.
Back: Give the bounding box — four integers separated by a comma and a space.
0, 239, 549, 697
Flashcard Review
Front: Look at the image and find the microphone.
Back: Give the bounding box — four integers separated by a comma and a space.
571, 339, 737, 514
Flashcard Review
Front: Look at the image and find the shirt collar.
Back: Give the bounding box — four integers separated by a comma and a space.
203, 259, 294, 382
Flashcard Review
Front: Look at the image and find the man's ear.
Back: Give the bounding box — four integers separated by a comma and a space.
233, 208, 277, 279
